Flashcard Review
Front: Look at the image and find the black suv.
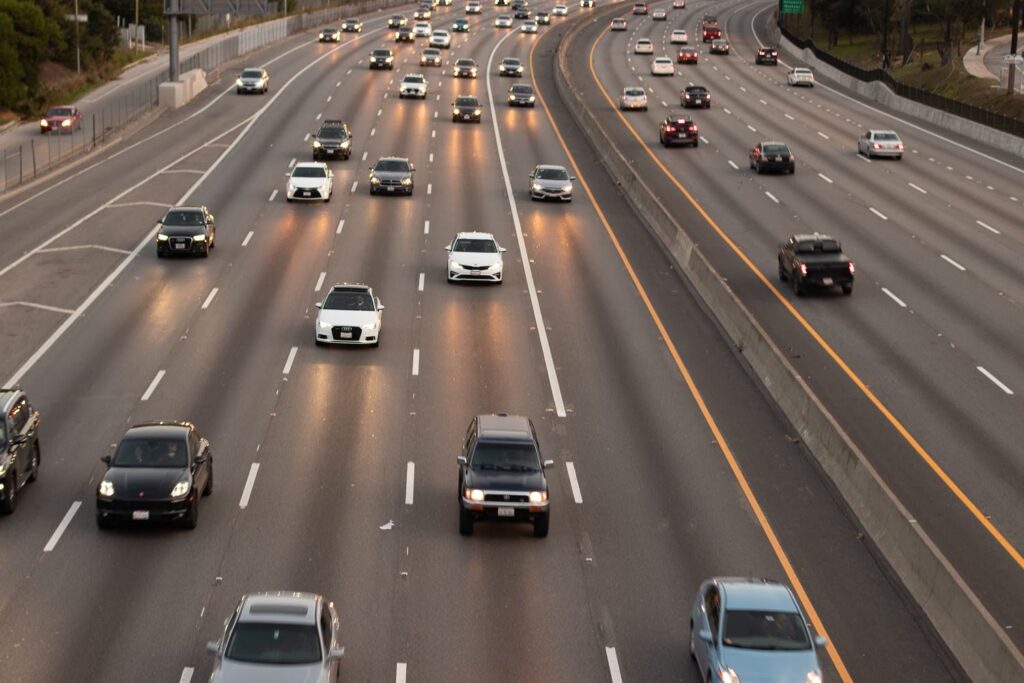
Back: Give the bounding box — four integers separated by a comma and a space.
681, 85, 711, 108
0, 388, 41, 515
96, 421, 213, 529
313, 120, 353, 161
755, 46, 779, 65
659, 115, 699, 147
457, 414, 553, 537
369, 48, 395, 69
156, 206, 216, 257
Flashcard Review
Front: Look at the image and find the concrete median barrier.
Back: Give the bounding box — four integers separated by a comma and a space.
552, 10, 1024, 683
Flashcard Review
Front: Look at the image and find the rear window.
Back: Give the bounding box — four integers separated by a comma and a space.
763, 144, 790, 155
819, 239, 841, 253
875, 132, 899, 141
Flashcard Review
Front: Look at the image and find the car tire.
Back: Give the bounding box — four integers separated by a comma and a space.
182, 497, 199, 530
96, 515, 113, 530
157, 249, 165, 258
778, 259, 788, 281
28, 443, 40, 483
792, 275, 804, 297
533, 512, 549, 538
315, 337, 326, 346
0, 472, 16, 514
200, 244, 210, 258
203, 468, 213, 496
459, 506, 474, 535
236, 88, 242, 94
790, 165, 796, 174
842, 283, 853, 295
693, 140, 699, 148
705, 102, 710, 109
895, 154, 902, 160
689, 622, 696, 659
756, 163, 763, 174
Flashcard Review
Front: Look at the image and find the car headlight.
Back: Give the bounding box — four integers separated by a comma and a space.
453, 108, 460, 115
157, 233, 169, 241
565, 183, 573, 192
192, 233, 207, 241
400, 177, 412, 185
40, 119, 49, 126
362, 322, 378, 330
370, 176, 381, 184
288, 182, 296, 192
718, 667, 740, 683
99, 480, 114, 497
313, 140, 322, 148
318, 319, 331, 329
235, 78, 243, 86
340, 140, 350, 148
386, 57, 394, 62
473, 109, 481, 115
531, 183, 543, 192
61, 119, 71, 127
529, 96, 535, 102
449, 258, 459, 270
171, 480, 190, 498
465, 488, 485, 502
805, 674, 821, 683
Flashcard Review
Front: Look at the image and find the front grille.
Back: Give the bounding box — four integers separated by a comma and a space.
294, 187, 323, 198
332, 326, 363, 341
170, 237, 193, 249
484, 493, 529, 503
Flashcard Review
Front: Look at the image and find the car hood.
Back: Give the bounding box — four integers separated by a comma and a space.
317, 309, 378, 327
533, 177, 571, 190
240, 77, 264, 84
160, 225, 206, 237
465, 468, 546, 491
372, 170, 411, 181
721, 646, 819, 683
401, 81, 427, 89
316, 136, 348, 144
212, 660, 328, 683
105, 467, 187, 500
450, 251, 501, 268
290, 176, 329, 189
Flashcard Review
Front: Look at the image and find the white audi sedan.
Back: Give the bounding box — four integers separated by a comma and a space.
650, 57, 675, 75
399, 74, 429, 98
787, 67, 815, 86
634, 38, 654, 54
286, 162, 333, 202
315, 284, 383, 346
446, 232, 506, 283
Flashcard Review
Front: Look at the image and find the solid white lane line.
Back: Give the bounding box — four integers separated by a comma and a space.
351, 181, 359, 193
427, 183, 432, 195
486, 28, 566, 417
242, 230, 254, 246
566, 462, 583, 504
817, 131, 829, 139
424, 220, 430, 234
288, 157, 296, 168
412, 349, 420, 376
418, 273, 425, 291
941, 254, 966, 271
728, 160, 739, 170
881, 287, 907, 308
268, 189, 278, 201
337, 219, 345, 234
765, 191, 779, 204
283, 346, 298, 374
315, 272, 326, 292
141, 370, 166, 401
396, 663, 407, 683
179, 667, 194, 683
405, 462, 415, 505
43, 501, 81, 552
869, 207, 888, 220
977, 367, 1014, 395
976, 220, 1000, 235
907, 182, 927, 194
817, 173, 833, 184
239, 464, 260, 509
201, 288, 219, 310
606, 647, 624, 683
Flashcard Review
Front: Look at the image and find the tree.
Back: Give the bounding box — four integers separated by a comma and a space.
0, 0, 65, 109
0, 12, 28, 109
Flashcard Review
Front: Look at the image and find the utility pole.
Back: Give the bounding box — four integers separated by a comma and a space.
1010, 0, 1022, 95
881, 0, 891, 69
167, 0, 180, 81
134, 0, 139, 50
74, 0, 81, 73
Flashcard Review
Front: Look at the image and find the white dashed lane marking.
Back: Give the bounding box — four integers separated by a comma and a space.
869, 207, 888, 220
242, 231, 254, 247
141, 370, 166, 401
817, 173, 833, 184
566, 462, 583, 503
977, 367, 1014, 395
976, 220, 1000, 235
881, 287, 907, 308
201, 288, 219, 310
43, 501, 81, 553
315, 272, 326, 292
765, 191, 779, 204
907, 183, 927, 194
940, 254, 966, 271
283, 346, 298, 374
239, 464, 260, 509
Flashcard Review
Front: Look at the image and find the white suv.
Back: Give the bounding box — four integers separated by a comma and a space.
430, 29, 451, 48
446, 232, 506, 283
399, 74, 428, 98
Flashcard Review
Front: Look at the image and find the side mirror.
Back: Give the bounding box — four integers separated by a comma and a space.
101, 455, 112, 465
570, 176, 577, 181
10, 434, 27, 446
194, 454, 207, 465
377, 303, 385, 311
813, 635, 827, 648
499, 247, 507, 252
444, 245, 452, 251
409, 164, 416, 171
315, 302, 322, 309
328, 646, 346, 660
699, 629, 713, 643
542, 459, 554, 469
206, 641, 220, 655
457, 455, 468, 466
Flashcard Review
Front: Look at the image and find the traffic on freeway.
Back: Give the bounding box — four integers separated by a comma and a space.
0, 0, 1018, 680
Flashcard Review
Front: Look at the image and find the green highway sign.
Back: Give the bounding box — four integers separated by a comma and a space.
781, 0, 804, 13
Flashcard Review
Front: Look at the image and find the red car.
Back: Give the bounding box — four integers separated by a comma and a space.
40, 105, 82, 134
632, 2, 648, 14
703, 26, 721, 42
659, 115, 699, 147
678, 47, 699, 64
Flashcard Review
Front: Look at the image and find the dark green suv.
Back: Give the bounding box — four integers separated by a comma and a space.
0, 387, 41, 514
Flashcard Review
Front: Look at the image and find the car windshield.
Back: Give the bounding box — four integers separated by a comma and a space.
535, 167, 569, 180
455, 97, 478, 106
471, 442, 540, 471
324, 291, 375, 310
682, 48, 696, 53
162, 210, 205, 226
453, 238, 497, 253
687, 87, 707, 93
457, 59, 475, 66
293, 166, 327, 178
373, 50, 391, 56
424, 49, 440, 55
404, 76, 425, 83
241, 69, 262, 78
225, 623, 322, 665
319, 127, 347, 138
47, 107, 74, 117
722, 609, 811, 651
375, 159, 410, 172
512, 85, 533, 93
112, 437, 188, 468
433, 31, 446, 36
875, 132, 899, 140
503, 59, 521, 66
763, 144, 790, 156
638, 40, 651, 45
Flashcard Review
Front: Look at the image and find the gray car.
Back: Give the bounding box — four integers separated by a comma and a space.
529, 164, 575, 201
690, 578, 825, 683
207, 592, 344, 683
857, 129, 904, 159
236, 67, 269, 94
369, 156, 415, 195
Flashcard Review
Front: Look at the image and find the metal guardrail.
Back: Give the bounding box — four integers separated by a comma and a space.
780, 25, 1024, 138
0, 0, 406, 195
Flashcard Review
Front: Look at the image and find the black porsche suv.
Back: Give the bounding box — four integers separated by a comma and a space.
0, 387, 41, 515
312, 119, 353, 160
457, 414, 553, 537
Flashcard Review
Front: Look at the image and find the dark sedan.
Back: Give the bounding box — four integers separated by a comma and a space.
452, 95, 482, 122
681, 85, 710, 108
96, 422, 213, 529
659, 115, 699, 147
750, 141, 796, 174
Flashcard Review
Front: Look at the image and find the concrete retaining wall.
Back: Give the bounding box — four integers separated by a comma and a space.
553, 11, 1024, 683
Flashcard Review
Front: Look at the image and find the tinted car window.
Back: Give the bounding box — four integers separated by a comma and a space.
455, 97, 478, 106
535, 168, 568, 180
763, 144, 790, 155
225, 623, 322, 664
320, 127, 347, 138
512, 85, 534, 93
404, 75, 426, 83
324, 291, 375, 310
456, 59, 475, 67
373, 49, 391, 56
47, 107, 74, 117
722, 609, 811, 650
293, 166, 327, 178
875, 132, 899, 140
163, 210, 205, 226
375, 159, 410, 172
241, 69, 262, 78
470, 442, 539, 471
453, 238, 497, 252
112, 438, 188, 468
819, 239, 841, 253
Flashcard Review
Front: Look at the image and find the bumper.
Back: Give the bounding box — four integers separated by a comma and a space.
316, 326, 379, 344
236, 85, 265, 92
422, 59, 442, 66
804, 274, 853, 289
400, 89, 428, 98
756, 57, 778, 64
499, 69, 524, 77
461, 498, 549, 523
370, 182, 413, 195
530, 187, 572, 200
287, 187, 329, 200
866, 147, 903, 157
157, 238, 207, 255
509, 97, 536, 106
663, 134, 698, 146
313, 146, 350, 159
448, 265, 503, 282
756, 161, 795, 173
453, 112, 482, 122
790, 79, 814, 86
651, 68, 673, 75
454, 70, 478, 77
370, 61, 395, 68
682, 99, 709, 107
620, 100, 647, 109
97, 497, 191, 522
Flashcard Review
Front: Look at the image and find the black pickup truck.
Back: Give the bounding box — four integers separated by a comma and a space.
778, 233, 854, 296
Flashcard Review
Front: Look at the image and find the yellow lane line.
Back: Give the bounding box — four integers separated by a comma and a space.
585, 21, 1024, 572
529, 31, 854, 683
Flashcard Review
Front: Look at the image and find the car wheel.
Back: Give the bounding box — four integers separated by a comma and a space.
236, 88, 242, 94
895, 154, 902, 160
286, 196, 293, 202
533, 512, 550, 538
157, 249, 165, 258
459, 506, 474, 535
705, 102, 710, 109
96, 515, 113, 530
790, 165, 796, 174
689, 622, 696, 659
325, 193, 331, 203
842, 283, 853, 295
693, 140, 699, 148
792, 275, 804, 297
0, 472, 16, 514
203, 467, 213, 496
756, 163, 763, 174
778, 259, 788, 281
28, 443, 40, 483
200, 244, 210, 258
182, 497, 199, 529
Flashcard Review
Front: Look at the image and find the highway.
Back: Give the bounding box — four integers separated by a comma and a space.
0, 0, 980, 681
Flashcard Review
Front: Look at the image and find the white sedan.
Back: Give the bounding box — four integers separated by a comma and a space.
430, 29, 451, 48
650, 57, 674, 75
314, 284, 383, 346
446, 232, 506, 283
466, 1, 483, 12
494, 14, 513, 27
670, 29, 688, 44
399, 74, 428, 98
787, 67, 815, 86
413, 21, 432, 37
619, 86, 648, 110
521, 20, 539, 33
634, 38, 654, 54
286, 162, 333, 202
552, 4, 568, 14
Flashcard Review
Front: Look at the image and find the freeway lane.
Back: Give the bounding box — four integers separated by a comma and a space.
583, 0, 1024, 657
0, 1, 961, 681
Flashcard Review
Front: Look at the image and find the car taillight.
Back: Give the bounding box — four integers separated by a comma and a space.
897, 144, 905, 150
848, 262, 855, 274
692, 125, 698, 132
666, 126, 676, 132
799, 264, 808, 276
873, 143, 881, 149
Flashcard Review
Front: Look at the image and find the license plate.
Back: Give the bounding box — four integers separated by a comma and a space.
132, 510, 150, 520
497, 507, 515, 517
338, 332, 352, 339
387, 186, 395, 192
302, 191, 311, 196
822, 277, 833, 286
463, 115, 472, 119
773, 156, 783, 161
174, 243, 185, 250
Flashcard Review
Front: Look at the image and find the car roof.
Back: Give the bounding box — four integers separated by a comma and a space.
793, 67, 812, 72
476, 413, 534, 442
791, 232, 836, 243
329, 283, 371, 293
686, 85, 707, 90
239, 592, 321, 625
717, 579, 800, 613
123, 421, 193, 440
455, 230, 497, 240
637, 38, 652, 42
868, 129, 898, 135
534, 164, 567, 171
759, 140, 789, 147
293, 161, 328, 169
403, 73, 426, 78
377, 156, 411, 162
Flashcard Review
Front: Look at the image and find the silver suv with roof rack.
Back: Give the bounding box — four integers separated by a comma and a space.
0, 387, 41, 515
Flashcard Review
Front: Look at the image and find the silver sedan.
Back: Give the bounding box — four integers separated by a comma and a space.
857, 129, 904, 159
529, 164, 575, 201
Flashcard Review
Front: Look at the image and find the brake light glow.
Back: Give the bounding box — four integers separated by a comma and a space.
799, 264, 808, 276
848, 262, 855, 274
